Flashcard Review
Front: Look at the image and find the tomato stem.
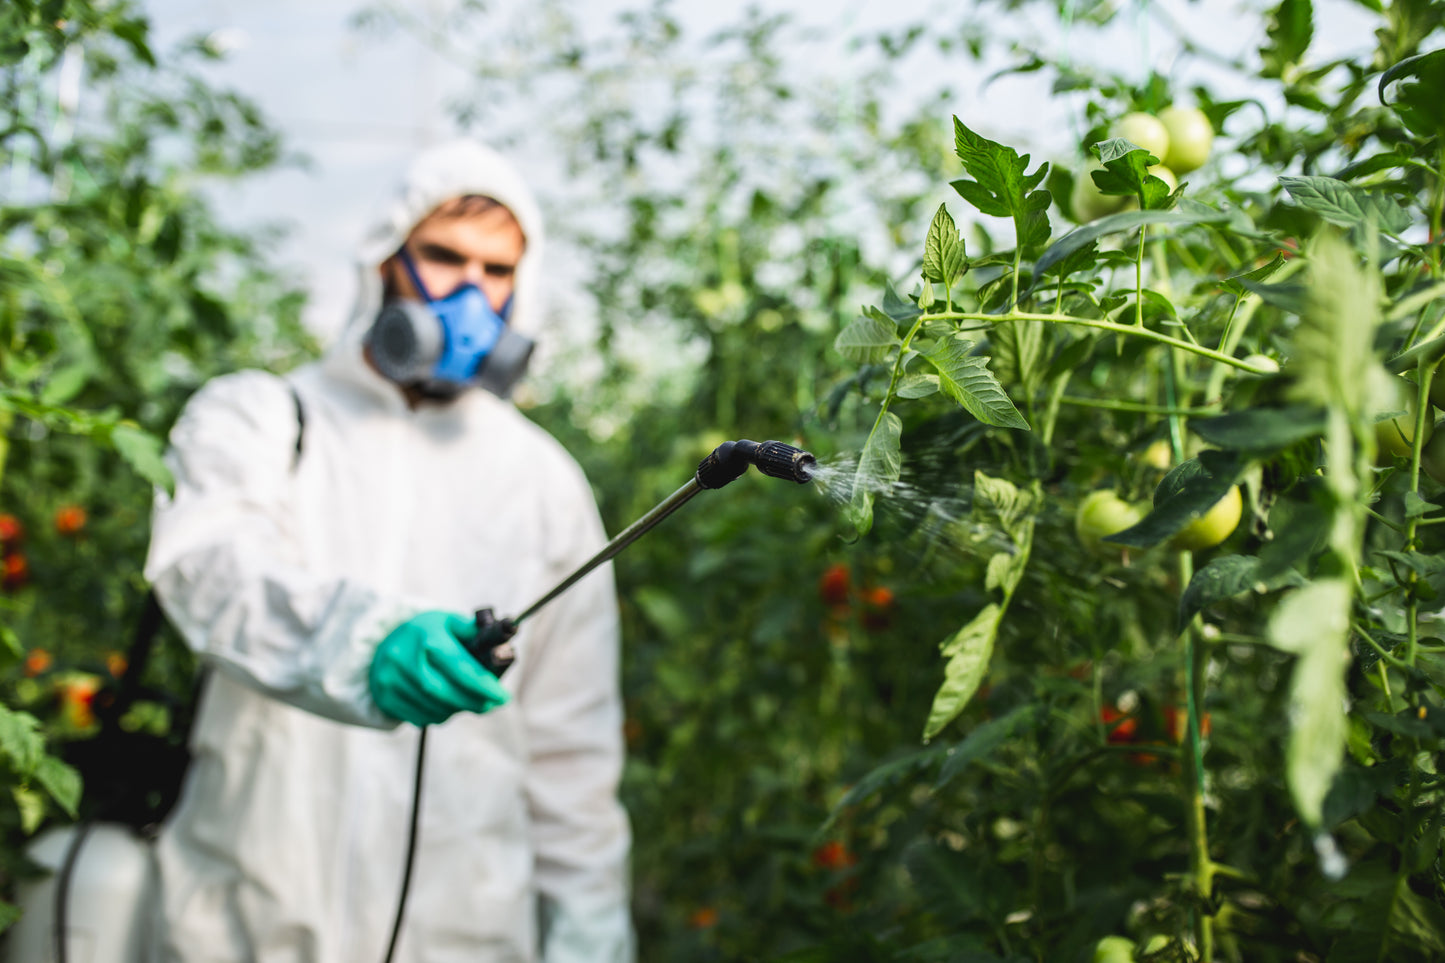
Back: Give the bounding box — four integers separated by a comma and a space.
923, 310, 1273, 372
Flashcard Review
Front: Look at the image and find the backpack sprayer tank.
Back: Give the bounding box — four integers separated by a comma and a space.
3, 824, 157, 963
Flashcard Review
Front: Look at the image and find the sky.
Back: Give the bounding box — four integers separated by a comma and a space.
134, 0, 1376, 349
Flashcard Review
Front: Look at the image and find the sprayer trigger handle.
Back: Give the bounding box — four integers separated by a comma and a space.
470, 607, 519, 678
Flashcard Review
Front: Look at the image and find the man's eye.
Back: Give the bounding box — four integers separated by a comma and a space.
483, 264, 516, 278
416, 245, 466, 266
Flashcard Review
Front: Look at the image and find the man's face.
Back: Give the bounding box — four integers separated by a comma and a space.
385, 203, 525, 313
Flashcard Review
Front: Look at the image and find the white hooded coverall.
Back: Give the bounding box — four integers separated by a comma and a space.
143, 142, 634, 963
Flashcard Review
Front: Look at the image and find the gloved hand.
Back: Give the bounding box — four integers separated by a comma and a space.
368, 611, 510, 726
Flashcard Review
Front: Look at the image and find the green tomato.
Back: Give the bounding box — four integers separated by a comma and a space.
1139, 934, 1170, 956
1421, 431, 1445, 485
1072, 169, 1128, 222
1241, 353, 1280, 374
1158, 105, 1214, 174
1142, 439, 1172, 471
1375, 376, 1434, 462
1114, 112, 1170, 162
1076, 490, 1145, 554
1170, 486, 1242, 552
1092, 935, 1137, 963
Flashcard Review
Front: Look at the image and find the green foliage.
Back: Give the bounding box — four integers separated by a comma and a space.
0, 0, 314, 927
69, 0, 1445, 959
385, 0, 1445, 954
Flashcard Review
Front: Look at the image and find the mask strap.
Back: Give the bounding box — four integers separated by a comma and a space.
395, 246, 437, 303
397, 244, 517, 323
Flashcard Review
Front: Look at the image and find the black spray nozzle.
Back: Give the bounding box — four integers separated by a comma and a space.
696, 439, 816, 489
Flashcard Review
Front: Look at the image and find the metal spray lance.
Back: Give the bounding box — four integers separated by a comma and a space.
465, 439, 817, 676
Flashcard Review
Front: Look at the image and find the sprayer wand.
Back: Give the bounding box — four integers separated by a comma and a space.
466, 439, 816, 676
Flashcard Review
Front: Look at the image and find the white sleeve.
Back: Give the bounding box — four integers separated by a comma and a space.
519, 469, 635, 963
143, 371, 418, 729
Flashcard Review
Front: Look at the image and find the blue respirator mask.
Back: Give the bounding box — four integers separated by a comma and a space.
364, 247, 535, 400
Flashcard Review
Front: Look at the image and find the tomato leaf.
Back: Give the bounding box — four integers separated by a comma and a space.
1179, 555, 1261, 630
896, 373, 939, 399
1031, 206, 1230, 283
1219, 253, 1288, 296
1375, 550, 1445, 597
110, 422, 175, 495
1279, 175, 1413, 236
11, 786, 45, 835
33, 755, 81, 818
1105, 451, 1245, 549
39, 362, 94, 407
1090, 139, 1171, 209
819, 745, 947, 833
834, 312, 901, 364
934, 704, 1041, 789
0, 705, 44, 777
880, 282, 923, 324
1378, 48, 1445, 139
1318, 858, 1445, 959
844, 411, 902, 536
922, 204, 967, 287
1179, 554, 1305, 632
950, 117, 1052, 254
1268, 578, 1353, 827
1403, 492, 1437, 519
972, 471, 1035, 543
919, 340, 1029, 430
1237, 278, 1311, 315
1258, 492, 1332, 581
1261, 0, 1314, 79
925, 603, 1002, 742
1189, 405, 1327, 451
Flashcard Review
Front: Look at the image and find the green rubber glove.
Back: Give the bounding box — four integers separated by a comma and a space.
368, 611, 510, 726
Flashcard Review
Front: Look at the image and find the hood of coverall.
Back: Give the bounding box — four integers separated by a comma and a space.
329, 140, 547, 390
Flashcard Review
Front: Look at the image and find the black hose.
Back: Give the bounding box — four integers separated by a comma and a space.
382, 727, 427, 963
53, 818, 96, 963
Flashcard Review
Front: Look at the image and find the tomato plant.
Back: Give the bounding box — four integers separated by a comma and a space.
1, 0, 314, 929
812, 0, 1445, 953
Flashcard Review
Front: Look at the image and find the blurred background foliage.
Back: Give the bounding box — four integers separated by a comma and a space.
0, 0, 315, 918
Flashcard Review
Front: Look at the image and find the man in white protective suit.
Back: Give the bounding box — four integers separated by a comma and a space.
143, 140, 634, 963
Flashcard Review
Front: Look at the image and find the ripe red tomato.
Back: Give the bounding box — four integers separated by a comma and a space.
861, 585, 895, 630
818, 564, 851, 607
1101, 705, 1138, 744
58, 675, 101, 729
1164, 705, 1213, 742
24, 649, 52, 677
0, 514, 22, 547
812, 840, 858, 871
2, 552, 29, 590
54, 505, 87, 535
687, 906, 719, 929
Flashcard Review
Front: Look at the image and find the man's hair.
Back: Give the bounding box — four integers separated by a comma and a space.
427, 194, 508, 220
